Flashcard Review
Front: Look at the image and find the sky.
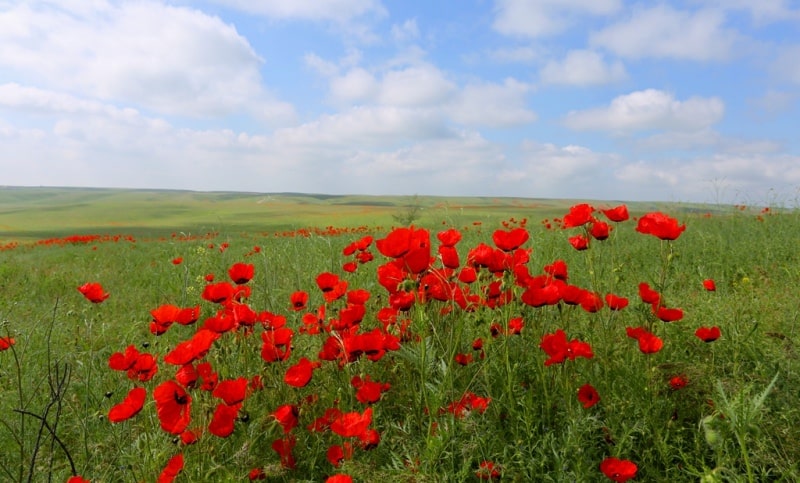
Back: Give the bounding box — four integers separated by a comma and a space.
1, 0, 800, 204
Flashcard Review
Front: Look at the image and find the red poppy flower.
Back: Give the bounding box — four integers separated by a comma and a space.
201, 282, 236, 304
589, 221, 610, 240
284, 357, 320, 388
248, 468, 266, 480
438, 245, 460, 269
212, 377, 249, 405
197, 362, 218, 391
164, 329, 220, 365
158, 453, 184, 483
635, 212, 686, 240
67, 477, 90, 483
601, 205, 629, 222
695, 326, 721, 342
475, 460, 501, 480
544, 259, 568, 280
325, 475, 353, 483
454, 353, 473, 365
271, 435, 296, 469
0, 337, 15, 350
289, 290, 308, 312
228, 262, 255, 284
605, 293, 629, 311
272, 404, 299, 434
568, 234, 589, 251
437, 228, 462, 247
444, 392, 491, 418
316, 272, 348, 303
577, 383, 600, 409
600, 457, 637, 482
492, 227, 529, 252
626, 326, 663, 354
638, 282, 661, 305
326, 442, 353, 467
655, 305, 683, 322
703, 279, 716, 291
351, 375, 390, 404
171, 257, 183, 265
78, 282, 109, 303
153, 380, 192, 435
261, 327, 294, 363
669, 375, 688, 391
562, 203, 595, 228
330, 407, 373, 438
209, 402, 241, 438
108, 387, 147, 423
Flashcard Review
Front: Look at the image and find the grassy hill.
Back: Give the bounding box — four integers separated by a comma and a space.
0, 186, 728, 241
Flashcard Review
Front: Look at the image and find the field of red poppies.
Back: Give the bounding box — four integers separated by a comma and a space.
1, 200, 799, 482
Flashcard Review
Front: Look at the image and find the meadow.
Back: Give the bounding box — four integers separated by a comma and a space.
0, 187, 798, 482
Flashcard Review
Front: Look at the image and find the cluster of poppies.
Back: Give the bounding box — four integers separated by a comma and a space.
65, 204, 727, 482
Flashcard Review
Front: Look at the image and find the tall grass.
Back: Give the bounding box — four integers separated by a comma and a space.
0, 204, 798, 482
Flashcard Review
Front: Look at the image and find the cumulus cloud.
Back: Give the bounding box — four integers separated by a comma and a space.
590, 5, 736, 61
391, 18, 420, 42
493, 0, 621, 38
208, 0, 386, 23
0, 2, 294, 121
447, 78, 537, 127
540, 50, 627, 86
563, 89, 725, 133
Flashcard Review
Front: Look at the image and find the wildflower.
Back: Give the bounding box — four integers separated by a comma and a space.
475, 460, 502, 480
158, 453, 184, 483
703, 279, 716, 291
153, 380, 192, 435
669, 375, 688, 391
212, 377, 249, 406
589, 221, 610, 240
0, 337, 15, 350
605, 293, 629, 311
638, 282, 661, 305
325, 475, 353, 483
272, 404, 299, 434
577, 383, 600, 409
600, 457, 637, 482
568, 234, 590, 251
655, 305, 683, 322
695, 326, 721, 342
601, 205, 629, 222
171, 257, 183, 265
77, 282, 109, 303
562, 203, 595, 228
330, 407, 373, 438
272, 435, 297, 469
626, 326, 663, 354
108, 387, 147, 423
492, 227, 529, 252
284, 357, 320, 388
209, 403, 241, 438
635, 212, 686, 240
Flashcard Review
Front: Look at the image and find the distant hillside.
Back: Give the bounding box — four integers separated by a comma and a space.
0, 186, 729, 241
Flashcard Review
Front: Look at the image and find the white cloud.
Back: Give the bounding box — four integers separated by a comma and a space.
391, 18, 420, 42
207, 0, 386, 23
540, 50, 627, 86
493, 0, 621, 38
0, 2, 294, 121
617, 154, 800, 204
485, 46, 543, 63
772, 45, 800, 84
447, 78, 537, 127
590, 5, 736, 61
563, 89, 725, 133
693, 0, 800, 24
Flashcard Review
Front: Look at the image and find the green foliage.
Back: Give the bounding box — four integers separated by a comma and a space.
0, 198, 798, 481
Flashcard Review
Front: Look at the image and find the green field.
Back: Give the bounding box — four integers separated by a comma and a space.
0, 187, 797, 482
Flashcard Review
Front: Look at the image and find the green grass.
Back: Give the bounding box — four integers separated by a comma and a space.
0, 188, 798, 482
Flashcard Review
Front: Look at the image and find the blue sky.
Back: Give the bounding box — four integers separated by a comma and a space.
1, 0, 799, 204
